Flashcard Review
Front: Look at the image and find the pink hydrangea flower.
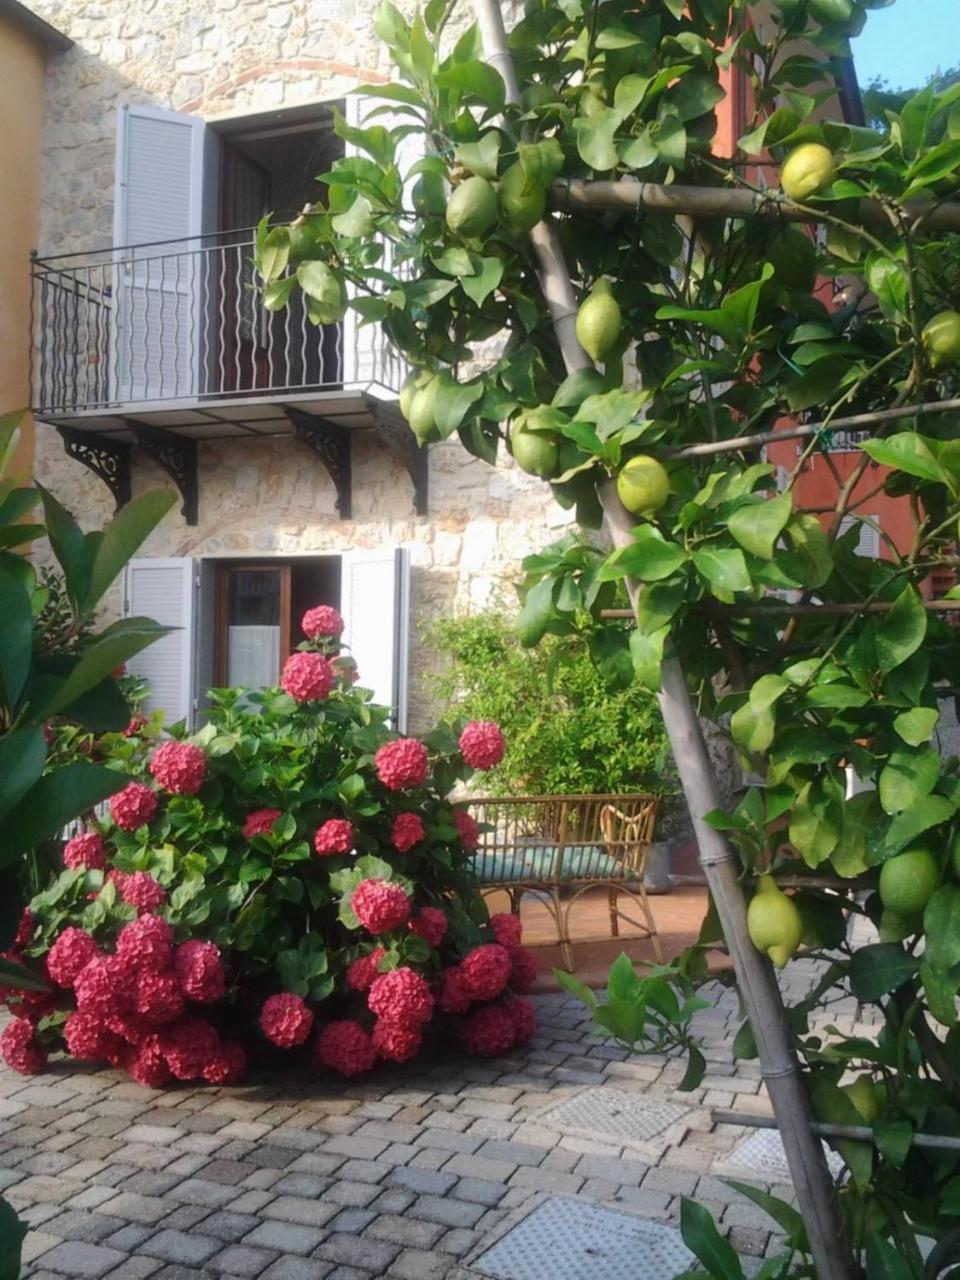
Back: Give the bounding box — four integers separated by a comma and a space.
109, 782, 158, 832
281, 651, 335, 702
116, 914, 174, 972
74, 955, 129, 1019
346, 948, 386, 992
453, 808, 479, 851
459, 944, 512, 1001
314, 818, 354, 857
260, 993, 314, 1048
106, 1009, 150, 1046
368, 967, 434, 1029
0, 1017, 46, 1075
203, 1040, 246, 1085
459, 721, 505, 771
119, 872, 166, 915
314, 1020, 377, 1077
301, 605, 345, 639
133, 969, 186, 1026
243, 808, 282, 839
410, 907, 447, 949
63, 1010, 124, 1063
161, 1017, 221, 1082
148, 741, 206, 795
489, 913, 522, 949
63, 831, 106, 872
371, 1018, 421, 1063
126, 1034, 171, 1088
461, 1004, 516, 1057
351, 879, 412, 935
391, 813, 425, 852
13, 909, 34, 952
508, 946, 539, 993
47, 927, 99, 989
439, 967, 471, 1015
374, 738, 428, 791
173, 940, 225, 1003
506, 996, 537, 1045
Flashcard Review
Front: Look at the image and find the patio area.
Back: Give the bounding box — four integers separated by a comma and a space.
4, 954, 871, 1280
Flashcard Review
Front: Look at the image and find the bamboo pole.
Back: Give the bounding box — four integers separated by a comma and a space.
472, 4, 856, 1276
550, 177, 960, 233
713, 1109, 960, 1153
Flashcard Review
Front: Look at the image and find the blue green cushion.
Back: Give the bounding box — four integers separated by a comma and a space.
470, 844, 638, 884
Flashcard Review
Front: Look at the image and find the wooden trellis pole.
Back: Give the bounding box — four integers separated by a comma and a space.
472, 4, 857, 1276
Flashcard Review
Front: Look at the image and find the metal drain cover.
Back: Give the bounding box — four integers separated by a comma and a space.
715, 1127, 845, 1183
542, 1087, 689, 1144
473, 1197, 695, 1280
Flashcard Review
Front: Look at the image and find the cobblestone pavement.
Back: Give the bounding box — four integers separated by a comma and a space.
3, 962, 876, 1280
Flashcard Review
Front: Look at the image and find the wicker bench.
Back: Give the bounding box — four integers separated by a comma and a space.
467, 793, 662, 971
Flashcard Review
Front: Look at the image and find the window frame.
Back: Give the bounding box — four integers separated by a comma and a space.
213, 560, 293, 688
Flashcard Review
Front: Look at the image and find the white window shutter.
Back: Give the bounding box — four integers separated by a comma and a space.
113, 104, 208, 402
341, 95, 419, 392
341, 548, 411, 731
124, 557, 197, 727
839, 514, 880, 558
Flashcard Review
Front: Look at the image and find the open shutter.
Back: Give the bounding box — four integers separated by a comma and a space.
342, 95, 420, 392
341, 548, 411, 731
113, 104, 209, 402
125, 557, 197, 727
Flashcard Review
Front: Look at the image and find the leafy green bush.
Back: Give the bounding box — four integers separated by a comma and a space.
428, 610, 674, 801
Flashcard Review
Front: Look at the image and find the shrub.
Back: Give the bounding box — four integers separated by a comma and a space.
428, 611, 673, 800
3, 608, 538, 1085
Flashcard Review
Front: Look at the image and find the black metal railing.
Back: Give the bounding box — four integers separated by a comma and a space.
31, 230, 403, 414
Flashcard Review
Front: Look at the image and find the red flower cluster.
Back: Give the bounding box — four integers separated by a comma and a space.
346, 948, 385, 992
149, 741, 207, 795
508, 946, 539, 993
368, 967, 434, 1029
109, 782, 158, 832
461, 1004, 516, 1057
259, 993, 314, 1049
281, 651, 334, 702
459, 944, 512, 1001
391, 812, 425, 852
374, 738, 428, 791
63, 831, 106, 871
302, 604, 344, 639
372, 1018, 420, 1063
116, 871, 166, 914
243, 808, 282, 839
0, 1018, 47, 1075
116, 914, 173, 971
439, 967, 471, 1014
490, 913, 522, 949
314, 818, 354, 857
314, 1019, 376, 1076
48, 928, 99, 988
351, 879, 411, 935
174, 941, 225, 1003
410, 906, 446, 948
459, 721, 505, 771
453, 808, 479, 850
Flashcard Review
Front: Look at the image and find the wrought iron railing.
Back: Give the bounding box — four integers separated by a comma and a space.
31, 230, 404, 414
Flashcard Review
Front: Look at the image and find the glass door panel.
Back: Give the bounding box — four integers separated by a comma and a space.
226, 567, 283, 689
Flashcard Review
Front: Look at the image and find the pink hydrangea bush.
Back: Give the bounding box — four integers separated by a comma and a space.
4, 608, 532, 1085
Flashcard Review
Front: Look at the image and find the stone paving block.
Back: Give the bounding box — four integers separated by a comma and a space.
508, 1165, 583, 1196
364, 1212, 444, 1249
22, 1231, 63, 1264
21, 1202, 61, 1228
208, 1243, 279, 1276
102, 1257, 164, 1280
66, 1186, 122, 1211
572, 1153, 649, 1187
370, 1188, 414, 1215
336, 1159, 390, 1184
318, 1233, 400, 1273
33, 1241, 128, 1277
230, 1189, 275, 1215
190, 1159, 251, 1186
103, 1222, 161, 1252
413, 1128, 481, 1155
271, 1127, 325, 1152
321, 1134, 389, 1161
386, 1247, 454, 1280
475, 1139, 546, 1168
261, 1259, 333, 1280
126, 1125, 184, 1146
324, 1180, 380, 1208
437, 1227, 478, 1258
383, 1166, 456, 1196
443, 1152, 517, 1184
272, 1172, 330, 1198
142, 1228, 222, 1265
162, 1206, 214, 1233
198, 1211, 263, 1243
451, 1177, 507, 1207
103, 1193, 172, 1224
243, 1220, 326, 1255
243, 1144, 301, 1170
407, 1194, 485, 1229
328, 1207, 377, 1235
42, 1209, 128, 1243
641, 1166, 699, 1196
325, 1269, 373, 1280
165, 1177, 237, 1208
261, 1196, 341, 1228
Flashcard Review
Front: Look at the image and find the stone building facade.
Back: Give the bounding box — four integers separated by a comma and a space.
28, 0, 567, 732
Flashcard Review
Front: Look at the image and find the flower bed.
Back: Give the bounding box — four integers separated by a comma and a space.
1, 608, 535, 1086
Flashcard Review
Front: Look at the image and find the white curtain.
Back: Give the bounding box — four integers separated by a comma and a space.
227, 625, 280, 690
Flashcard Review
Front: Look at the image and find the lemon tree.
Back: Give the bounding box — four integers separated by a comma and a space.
261, 0, 960, 1268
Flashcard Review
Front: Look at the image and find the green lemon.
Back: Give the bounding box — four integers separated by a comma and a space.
616, 455, 670, 516
408, 376, 442, 445
499, 162, 547, 236
922, 311, 960, 369
878, 846, 939, 916
879, 907, 917, 943
575, 279, 622, 363
445, 176, 498, 239
511, 413, 560, 479
809, 0, 854, 23
747, 874, 804, 969
781, 143, 836, 201
399, 370, 433, 422
842, 1075, 885, 1124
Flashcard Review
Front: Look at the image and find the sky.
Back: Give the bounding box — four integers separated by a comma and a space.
852, 0, 958, 91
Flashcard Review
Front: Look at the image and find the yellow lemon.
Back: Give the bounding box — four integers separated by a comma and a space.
511, 413, 560, 479
616, 456, 670, 516
408, 376, 441, 445
781, 144, 836, 201
445, 176, 498, 240
499, 162, 547, 236
575, 279, 622, 362
747, 874, 804, 969
922, 311, 960, 369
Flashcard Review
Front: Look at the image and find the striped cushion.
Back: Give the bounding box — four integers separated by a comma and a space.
470, 844, 638, 884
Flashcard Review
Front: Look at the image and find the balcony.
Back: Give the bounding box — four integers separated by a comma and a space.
30, 231, 425, 522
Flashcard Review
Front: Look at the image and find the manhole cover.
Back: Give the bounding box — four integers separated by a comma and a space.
542, 1087, 690, 1144
473, 1197, 695, 1280
715, 1127, 845, 1183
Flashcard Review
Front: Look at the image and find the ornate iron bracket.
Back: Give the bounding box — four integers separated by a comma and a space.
56, 426, 132, 511
365, 395, 428, 516
127, 422, 198, 526
285, 408, 352, 519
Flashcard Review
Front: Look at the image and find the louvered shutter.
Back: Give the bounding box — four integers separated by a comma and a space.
838, 514, 880, 558
342, 94, 420, 391
124, 557, 197, 727
113, 104, 208, 403
341, 548, 411, 731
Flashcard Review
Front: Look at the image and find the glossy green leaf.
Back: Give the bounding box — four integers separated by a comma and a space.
2, 764, 131, 862
876, 587, 927, 674
0, 563, 33, 712
86, 489, 178, 610
727, 493, 792, 560
878, 745, 939, 814
924, 886, 960, 974
692, 547, 751, 595
0, 726, 46, 822
629, 625, 668, 692
574, 110, 621, 171
679, 1198, 744, 1280
866, 1235, 916, 1280
600, 531, 687, 583
849, 944, 919, 999
893, 706, 939, 746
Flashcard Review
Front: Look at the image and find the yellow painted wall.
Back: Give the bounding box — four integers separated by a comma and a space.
0, 12, 47, 481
